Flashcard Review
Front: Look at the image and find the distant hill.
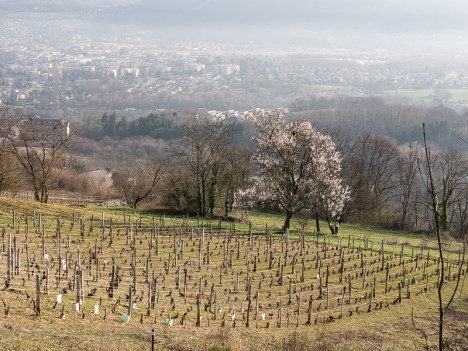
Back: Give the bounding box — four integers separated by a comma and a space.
0, 0, 136, 12
2, 0, 468, 52
2, 0, 467, 32
102, 0, 352, 28
94, 0, 468, 31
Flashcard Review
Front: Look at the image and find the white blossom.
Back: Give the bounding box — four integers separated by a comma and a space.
252, 111, 349, 231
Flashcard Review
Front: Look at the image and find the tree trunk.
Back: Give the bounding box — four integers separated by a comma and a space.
38, 183, 48, 203
334, 224, 339, 235
209, 165, 218, 216
43, 184, 48, 203
400, 198, 408, 229
282, 211, 293, 233
224, 200, 229, 218
201, 177, 207, 217
440, 197, 448, 232
315, 212, 321, 233
423, 123, 445, 351
325, 212, 337, 235
196, 176, 203, 216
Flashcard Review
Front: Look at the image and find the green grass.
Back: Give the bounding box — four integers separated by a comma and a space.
238, 209, 464, 259
446, 88, 468, 101
384, 89, 434, 99
0, 195, 464, 262
383, 88, 468, 102
0, 196, 463, 259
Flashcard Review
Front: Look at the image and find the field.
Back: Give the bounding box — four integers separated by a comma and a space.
0, 197, 467, 351
383, 88, 468, 102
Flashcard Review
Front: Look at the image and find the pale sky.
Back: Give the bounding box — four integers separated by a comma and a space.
4, 0, 468, 31
3, 0, 468, 51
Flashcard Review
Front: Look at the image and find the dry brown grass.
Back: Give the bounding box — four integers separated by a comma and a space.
0, 198, 466, 351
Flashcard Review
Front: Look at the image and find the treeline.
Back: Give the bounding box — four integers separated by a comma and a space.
289, 96, 468, 151
76, 96, 468, 152
71, 111, 252, 168
289, 95, 385, 111
76, 111, 251, 142
77, 111, 184, 141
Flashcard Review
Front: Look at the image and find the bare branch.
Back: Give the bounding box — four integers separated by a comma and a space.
411, 307, 430, 350
0, 105, 73, 202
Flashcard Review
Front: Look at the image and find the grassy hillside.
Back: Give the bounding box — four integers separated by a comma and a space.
0, 197, 466, 351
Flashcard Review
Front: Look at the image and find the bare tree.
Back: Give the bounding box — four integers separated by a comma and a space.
397, 143, 422, 229
0, 138, 21, 194
433, 150, 468, 232
163, 165, 198, 212
453, 192, 468, 240
420, 123, 467, 351
455, 137, 468, 239
112, 157, 165, 209
346, 133, 401, 224
171, 115, 233, 217
1, 106, 72, 203
219, 146, 252, 218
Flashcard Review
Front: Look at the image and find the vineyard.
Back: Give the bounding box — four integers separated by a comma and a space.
0, 203, 467, 350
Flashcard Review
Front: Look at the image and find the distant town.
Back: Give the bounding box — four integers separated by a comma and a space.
2, 18, 468, 119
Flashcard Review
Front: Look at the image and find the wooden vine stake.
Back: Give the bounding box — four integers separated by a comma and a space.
196, 293, 201, 327
278, 300, 282, 328
35, 274, 41, 316
307, 295, 313, 325
128, 285, 133, 317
